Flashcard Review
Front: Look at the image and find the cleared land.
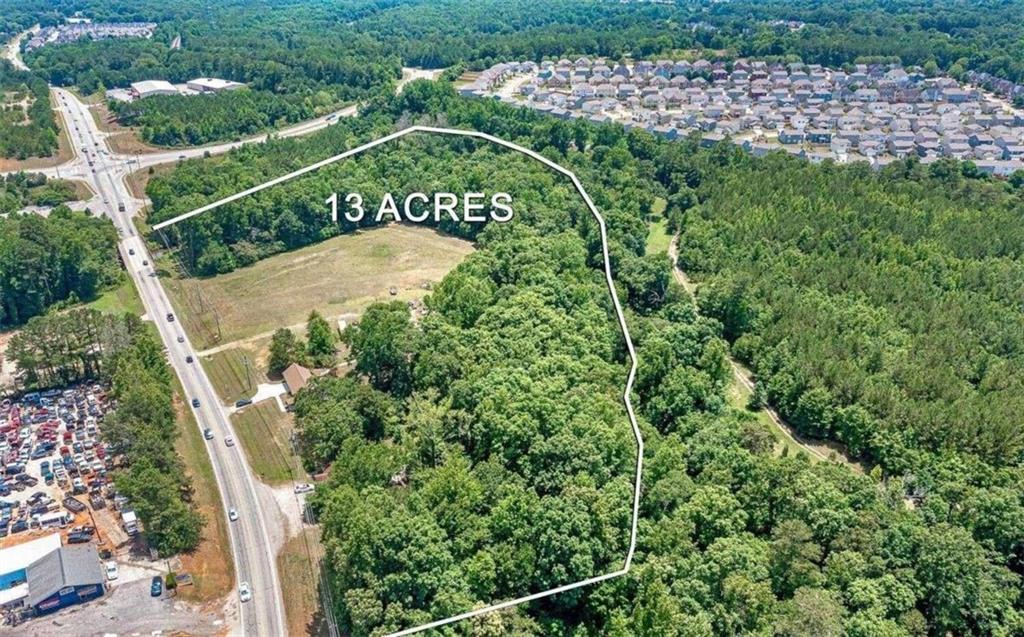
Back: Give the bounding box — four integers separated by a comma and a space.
164, 224, 475, 349
86, 275, 145, 317
278, 528, 330, 637
231, 401, 306, 484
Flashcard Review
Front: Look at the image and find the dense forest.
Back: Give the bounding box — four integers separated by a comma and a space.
108, 88, 319, 147
0, 61, 59, 159
0, 198, 120, 327
149, 81, 1024, 635
8, 309, 204, 556
678, 152, 1024, 464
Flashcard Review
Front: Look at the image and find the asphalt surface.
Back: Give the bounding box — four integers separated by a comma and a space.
45, 88, 287, 637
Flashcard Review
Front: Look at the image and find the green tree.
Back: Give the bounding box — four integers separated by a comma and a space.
268, 327, 304, 375
306, 310, 337, 366
342, 301, 415, 395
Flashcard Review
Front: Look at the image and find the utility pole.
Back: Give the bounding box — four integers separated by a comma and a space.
243, 355, 253, 391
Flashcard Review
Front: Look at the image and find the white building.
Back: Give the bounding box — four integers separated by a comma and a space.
130, 80, 178, 99
186, 77, 245, 93
0, 533, 62, 610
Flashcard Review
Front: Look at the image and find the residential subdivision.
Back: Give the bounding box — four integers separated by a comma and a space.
463, 58, 1024, 175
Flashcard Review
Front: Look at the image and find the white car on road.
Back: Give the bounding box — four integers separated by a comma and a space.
229, 508, 238, 522
293, 483, 314, 494
239, 581, 252, 603
104, 561, 119, 581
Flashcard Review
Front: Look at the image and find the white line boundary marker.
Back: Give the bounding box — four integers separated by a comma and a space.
153, 125, 644, 636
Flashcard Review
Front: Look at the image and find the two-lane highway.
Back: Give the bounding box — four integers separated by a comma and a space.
51, 88, 286, 636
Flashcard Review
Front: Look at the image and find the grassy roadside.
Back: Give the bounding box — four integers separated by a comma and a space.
278, 528, 330, 637
201, 347, 266, 405
86, 274, 145, 317
126, 161, 176, 200
66, 178, 94, 201
232, 401, 306, 484
171, 374, 235, 602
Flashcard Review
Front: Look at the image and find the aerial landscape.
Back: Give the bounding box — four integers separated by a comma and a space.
0, 1, 1022, 636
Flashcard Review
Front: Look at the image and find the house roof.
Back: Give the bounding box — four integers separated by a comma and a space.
282, 363, 313, 394
26, 546, 104, 607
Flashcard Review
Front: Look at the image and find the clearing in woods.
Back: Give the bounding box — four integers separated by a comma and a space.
644, 196, 671, 255
164, 223, 475, 349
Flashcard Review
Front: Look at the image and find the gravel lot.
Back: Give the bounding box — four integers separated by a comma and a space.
1, 578, 226, 637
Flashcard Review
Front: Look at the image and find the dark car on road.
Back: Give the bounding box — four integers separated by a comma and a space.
191, 398, 200, 408
150, 576, 163, 597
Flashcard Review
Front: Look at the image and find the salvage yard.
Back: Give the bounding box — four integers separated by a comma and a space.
1, 384, 114, 550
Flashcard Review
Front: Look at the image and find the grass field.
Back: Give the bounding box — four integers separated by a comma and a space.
646, 217, 672, 255
232, 401, 306, 484
171, 377, 235, 602
201, 346, 268, 404
278, 528, 330, 637
86, 275, 145, 317
164, 224, 475, 350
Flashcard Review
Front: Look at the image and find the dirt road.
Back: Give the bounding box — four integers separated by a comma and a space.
668, 234, 860, 468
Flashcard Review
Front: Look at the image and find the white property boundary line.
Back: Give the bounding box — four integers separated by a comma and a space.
152, 125, 644, 636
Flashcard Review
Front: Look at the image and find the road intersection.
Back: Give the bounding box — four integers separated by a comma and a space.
0, 57, 442, 635
48, 87, 286, 637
